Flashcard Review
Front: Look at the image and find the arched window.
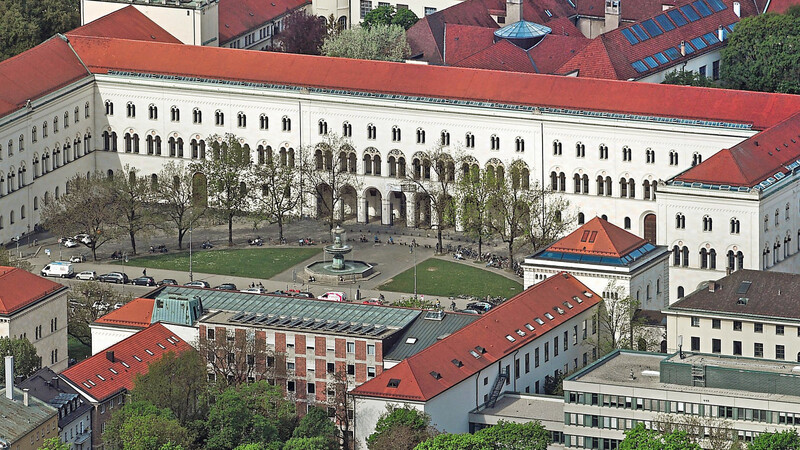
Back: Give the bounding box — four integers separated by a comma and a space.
776, 209, 780, 226
558, 173, 566, 192
282, 116, 291, 131
573, 174, 582, 193
440, 130, 450, 146
237, 112, 246, 128
367, 124, 376, 140
74, 106, 80, 123
628, 179, 635, 198
318, 119, 328, 135
645, 148, 655, 163
787, 203, 791, 220
764, 214, 769, 232
171, 106, 180, 122
576, 142, 585, 157
599, 144, 608, 159
148, 104, 158, 120
259, 114, 268, 130
700, 248, 708, 269
620, 177, 628, 197
596, 176, 604, 196
392, 126, 401, 142
105, 100, 114, 116
577, 212, 585, 224
553, 140, 562, 155
624, 217, 631, 229
416, 128, 426, 144
85, 102, 91, 118
193, 108, 202, 124
692, 152, 703, 166
669, 150, 678, 166
215, 110, 224, 126
515, 137, 524, 152
490, 135, 500, 150
126, 102, 135, 118
622, 146, 632, 161
682, 246, 689, 267
677, 286, 685, 298
605, 177, 612, 196
730, 218, 740, 234
703, 215, 713, 231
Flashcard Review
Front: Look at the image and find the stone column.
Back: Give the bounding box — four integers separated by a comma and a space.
357, 192, 367, 223
381, 198, 392, 225
406, 195, 416, 228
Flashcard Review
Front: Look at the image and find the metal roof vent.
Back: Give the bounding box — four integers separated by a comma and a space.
424, 310, 444, 321
429, 371, 442, 380
451, 359, 463, 367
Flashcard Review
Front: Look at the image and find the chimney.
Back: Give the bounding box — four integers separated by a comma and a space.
506, 0, 523, 24
708, 281, 718, 292
23, 389, 29, 407
51, 377, 59, 389
605, 0, 621, 32
733, 1, 740, 16
680, 40, 686, 56
718, 25, 724, 42
106, 351, 115, 363
4, 356, 13, 400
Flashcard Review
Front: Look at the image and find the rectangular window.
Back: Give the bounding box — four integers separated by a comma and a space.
535, 348, 540, 367
347, 364, 355, 375
776, 345, 785, 360
424, 6, 437, 15
712, 338, 721, 353
776, 325, 785, 336
754, 342, 763, 357
691, 317, 700, 327
367, 366, 376, 378
308, 383, 315, 394
327, 362, 335, 373
514, 359, 520, 379
360, 0, 372, 18
287, 381, 295, 392
347, 342, 355, 353
712, 60, 720, 80
524, 353, 530, 373
698, 65, 707, 77
544, 343, 550, 362
754, 323, 763, 333
554, 337, 559, 357
712, 319, 720, 329
367, 344, 375, 355
733, 321, 742, 331
733, 340, 742, 355
691, 336, 700, 351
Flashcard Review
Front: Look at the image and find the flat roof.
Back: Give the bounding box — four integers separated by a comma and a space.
203, 310, 404, 339
471, 392, 564, 424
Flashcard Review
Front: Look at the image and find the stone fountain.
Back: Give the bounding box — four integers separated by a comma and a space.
305, 226, 376, 284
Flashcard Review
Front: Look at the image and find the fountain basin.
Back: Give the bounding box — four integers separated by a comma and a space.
305, 260, 377, 284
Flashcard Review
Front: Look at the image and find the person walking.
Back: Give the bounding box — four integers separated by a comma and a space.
142, 268, 147, 277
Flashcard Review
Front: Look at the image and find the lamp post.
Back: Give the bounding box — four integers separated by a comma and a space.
122, 252, 128, 293
189, 226, 193, 282
410, 244, 417, 300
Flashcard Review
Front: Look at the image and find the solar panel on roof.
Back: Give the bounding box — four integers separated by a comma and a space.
684, 42, 695, 54
654, 14, 675, 31
621, 28, 638, 44
664, 47, 680, 60
693, 0, 713, 16
703, 32, 720, 44
654, 52, 669, 64
643, 57, 659, 68
641, 19, 663, 37
667, 9, 688, 26
680, 5, 701, 21
630, 24, 650, 41
706, 0, 726, 11
690, 36, 708, 49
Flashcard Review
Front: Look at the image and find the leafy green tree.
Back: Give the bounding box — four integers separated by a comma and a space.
0, 2, 40, 61
721, 10, 800, 93
748, 429, 800, 450
0, 0, 79, 61
67, 282, 131, 348
154, 161, 207, 250
132, 350, 207, 425
367, 405, 436, 450
456, 164, 497, 258
321, 24, 410, 61
618, 423, 701, 450
192, 134, 254, 246
416, 420, 549, 449
279, 10, 327, 55
291, 407, 337, 448
662, 69, 714, 87
282, 437, 333, 450
38, 437, 71, 450
392, 8, 420, 30
104, 401, 191, 450
0, 337, 39, 382
205, 381, 296, 450
363, 5, 419, 30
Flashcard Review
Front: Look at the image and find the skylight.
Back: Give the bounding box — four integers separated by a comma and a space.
121, 362, 130, 368
157, 343, 166, 349
109, 368, 118, 375
405, 337, 418, 344
470, 350, 481, 358
506, 335, 516, 342
145, 349, 154, 355
544, 313, 554, 320
525, 323, 535, 331
563, 301, 574, 309
534, 317, 545, 325
430, 371, 442, 380
554, 307, 565, 315
97, 374, 105, 381
573, 295, 583, 304
133, 355, 142, 362
387, 378, 401, 388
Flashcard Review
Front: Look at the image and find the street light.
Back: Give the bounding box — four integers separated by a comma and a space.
122, 252, 128, 293
189, 226, 193, 282
410, 244, 417, 300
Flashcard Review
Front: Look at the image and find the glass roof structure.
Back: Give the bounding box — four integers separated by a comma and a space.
493, 21, 552, 40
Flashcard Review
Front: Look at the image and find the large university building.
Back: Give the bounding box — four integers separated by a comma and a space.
2, 8, 800, 304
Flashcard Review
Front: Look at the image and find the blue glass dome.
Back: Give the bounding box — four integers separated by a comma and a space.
493, 20, 551, 49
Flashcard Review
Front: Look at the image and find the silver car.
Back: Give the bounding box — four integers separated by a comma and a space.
75, 270, 97, 281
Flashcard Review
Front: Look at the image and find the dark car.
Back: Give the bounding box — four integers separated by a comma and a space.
131, 276, 156, 286
158, 278, 178, 286
215, 283, 238, 291
98, 272, 129, 284
289, 291, 314, 299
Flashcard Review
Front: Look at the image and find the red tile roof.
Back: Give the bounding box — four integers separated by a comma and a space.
444, 24, 496, 65
556, 37, 619, 78
0, 36, 90, 119
763, 0, 796, 12
547, 217, 648, 257
94, 297, 155, 329
66, 6, 181, 44
674, 110, 800, 187
0, 267, 65, 315
350, 272, 600, 401
64, 35, 800, 131
453, 39, 539, 72
577, 0, 682, 20
218, 0, 310, 43
526, 32, 591, 73
61, 323, 191, 402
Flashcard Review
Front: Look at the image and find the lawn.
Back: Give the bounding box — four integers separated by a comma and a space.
119, 247, 321, 279
69, 336, 91, 363
379, 258, 523, 299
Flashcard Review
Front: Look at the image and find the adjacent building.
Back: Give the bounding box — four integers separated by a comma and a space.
351, 272, 600, 449
18, 368, 92, 450
0, 357, 59, 450
664, 269, 800, 361
0, 267, 68, 372
60, 323, 193, 449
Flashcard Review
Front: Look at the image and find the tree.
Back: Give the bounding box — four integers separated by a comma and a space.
192, 134, 254, 246
0, 337, 40, 382
155, 162, 207, 250
654, 413, 739, 450
0, 0, 79, 62
0, 246, 32, 271
279, 10, 327, 55
205, 381, 296, 450
282, 437, 332, 450
301, 133, 363, 230
662, 69, 714, 87
594, 280, 660, 355
290, 407, 337, 450
362, 5, 419, 30
721, 10, 800, 93
110, 165, 154, 255
456, 164, 496, 258
618, 423, 701, 450
416, 420, 549, 449
329, 371, 354, 449
367, 405, 436, 450
67, 282, 131, 348
487, 161, 532, 265
251, 151, 302, 241
39, 437, 71, 450
197, 326, 275, 386
749, 429, 800, 450
41, 172, 119, 260
104, 400, 191, 450
523, 180, 573, 253
321, 24, 410, 61
401, 145, 459, 254
132, 350, 207, 425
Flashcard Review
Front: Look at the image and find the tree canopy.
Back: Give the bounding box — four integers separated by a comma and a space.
662, 69, 714, 87
321, 24, 411, 61
415, 420, 549, 450
367, 405, 436, 450
363, 6, 419, 30
749, 429, 800, 450
618, 423, 701, 450
103, 400, 191, 450
0, 0, 80, 61
132, 350, 207, 425
0, 337, 39, 382
279, 10, 327, 55
721, 9, 800, 93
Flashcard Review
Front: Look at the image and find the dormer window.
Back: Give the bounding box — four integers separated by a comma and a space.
387, 378, 401, 388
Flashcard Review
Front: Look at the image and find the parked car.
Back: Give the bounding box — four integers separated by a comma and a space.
363, 298, 384, 305
131, 276, 156, 286
74, 234, 92, 245
185, 280, 210, 288
75, 270, 97, 281
215, 283, 238, 291
318, 291, 347, 302
460, 309, 481, 315
41, 261, 74, 278
288, 291, 314, 299
69, 254, 86, 263
466, 301, 493, 313
61, 238, 79, 248
241, 287, 266, 294
98, 272, 128, 284
158, 278, 178, 286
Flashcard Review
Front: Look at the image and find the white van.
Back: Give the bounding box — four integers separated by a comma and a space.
40, 261, 74, 278
318, 291, 347, 302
